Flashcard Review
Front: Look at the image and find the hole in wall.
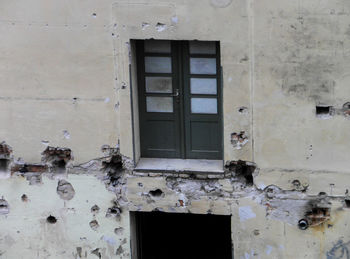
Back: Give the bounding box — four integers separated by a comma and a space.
0, 199, 10, 215
56, 180, 75, 200
91, 205, 100, 214
46, 215, 57, 224
342, 102, 350, 117
41, 146, 72, 173
91, 248, 102, 259
149, 189, 164, 197
225, 160, 256, 186
316, 106, 334, 118
52, 159, 67, 171
0, 159, 9, 172
21, 194, 28, 202
344, 199, 350, 208
89, 220, 99, 231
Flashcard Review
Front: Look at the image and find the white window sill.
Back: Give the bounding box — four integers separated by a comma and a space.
135, 158, 224, 173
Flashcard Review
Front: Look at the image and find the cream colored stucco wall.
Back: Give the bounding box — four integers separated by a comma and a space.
1, 0, 350, 259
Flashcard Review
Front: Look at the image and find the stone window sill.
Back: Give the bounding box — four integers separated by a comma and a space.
134, 158, 224, 174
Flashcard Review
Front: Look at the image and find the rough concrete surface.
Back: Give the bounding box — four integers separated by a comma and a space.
1, 0, 350, 258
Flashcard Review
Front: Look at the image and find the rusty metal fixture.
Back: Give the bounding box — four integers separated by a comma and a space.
298, 219, 309, 230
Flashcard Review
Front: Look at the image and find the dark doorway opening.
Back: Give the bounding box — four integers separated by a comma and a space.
131, 211, 232, 259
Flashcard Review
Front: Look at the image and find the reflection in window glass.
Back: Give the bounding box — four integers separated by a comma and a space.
146, 97, 173, 113
145, 57, 172, 73
144, 40, 171, 53
189, 41, 216, 54
146, 77, 172, 93
190, 58, 216, 75
190, 78, 217, 94
191, 98, 217, 114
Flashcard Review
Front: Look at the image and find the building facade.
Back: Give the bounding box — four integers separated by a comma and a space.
1, 0, 350, 258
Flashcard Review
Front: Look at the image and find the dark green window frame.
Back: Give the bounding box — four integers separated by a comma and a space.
136, 40, 223, 160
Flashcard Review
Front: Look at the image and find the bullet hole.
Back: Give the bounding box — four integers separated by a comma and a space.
89, 220, 99, 231
238, 107, 248, 114
316, 105, 334, 118
41, 140, 49, 146
57, 180, 75, 200
239, 55, 248, 62
76, 247, 82, 258
106, 205, 122, 219
116, 245, 124, 255
142, 22, 150, 30
230, 132, 248, 149
114, 227, 124, 235
225, 160, 256, 186
344, 199, 350, 208
292, 180, 301, 188
91, 205, 100, 214
46, 215, 57, 224
149, 189, 164, 198
91, 248, 101, 259
0, 142, 12, 172
155, 22, 167, 32
56, 159, 67, 169
63, 130, 70, 139
21, 194, 28, 202
298, 219, 308, 230
42, 146, 72, 173
101, 148, 123, 187
92, 13, 97, 18
253, 229, 260, 235
342, 102, 350, 117
138, 182, 143, 187
0, 142, 12, 157
0, 199, 10, 215
114, 102, 120, 111
318, 192, 327, 197
0, 159, 9, 172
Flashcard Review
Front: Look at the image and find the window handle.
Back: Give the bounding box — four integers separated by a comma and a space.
171, 89, 179, 97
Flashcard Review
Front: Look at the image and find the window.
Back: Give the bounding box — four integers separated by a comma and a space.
136, 40, 222, 160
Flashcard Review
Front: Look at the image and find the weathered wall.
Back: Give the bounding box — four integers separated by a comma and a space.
1, 0, 350, 258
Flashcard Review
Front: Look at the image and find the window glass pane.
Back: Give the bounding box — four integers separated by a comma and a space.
191, 98, 217, 114
146, 77, 172, 93
190, 78, 217, 94
190, 58, 216, 74
189, 41, 216, 54
146, 97, 173, 113
144, 40, 171, 53
145, 57, 172, 73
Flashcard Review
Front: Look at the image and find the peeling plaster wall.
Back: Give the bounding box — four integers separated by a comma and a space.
1, 0, 350, 259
